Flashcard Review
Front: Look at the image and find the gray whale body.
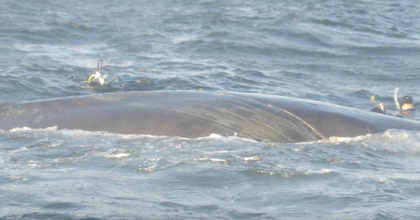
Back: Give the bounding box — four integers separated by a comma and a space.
1, 91, 419, 143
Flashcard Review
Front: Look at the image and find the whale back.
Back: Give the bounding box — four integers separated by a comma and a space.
1, 91, 419, 143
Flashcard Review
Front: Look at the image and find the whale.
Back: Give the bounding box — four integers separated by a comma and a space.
0, 91, 419, 143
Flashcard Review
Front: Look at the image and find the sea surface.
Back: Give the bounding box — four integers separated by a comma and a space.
1, 0, 420, 219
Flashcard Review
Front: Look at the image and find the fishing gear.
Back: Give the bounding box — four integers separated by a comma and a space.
370, 96, 386, 114
393, 87, 415, 118
85, 59, 126, 88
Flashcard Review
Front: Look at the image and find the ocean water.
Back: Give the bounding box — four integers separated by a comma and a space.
1, 0, 420, 219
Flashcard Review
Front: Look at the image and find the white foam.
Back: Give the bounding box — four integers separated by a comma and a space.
10, 127, 35, 132
291, 148, 302, 152
195, 133, 258, 143
50, 142, 64, 148
5, 127, 260, 145
199, 133, 224, 139
324, 135, 370, 143
103, 152, 131, 159
10, 126, 59, 132
7, 127, 165, 140
303, 168, 333, 175
257, 167, 334, 177
315, 129, 420, 154
194, 157, 227, 164
242, 156, 259, 162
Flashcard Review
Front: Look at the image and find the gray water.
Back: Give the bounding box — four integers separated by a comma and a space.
1, 0, 420, 219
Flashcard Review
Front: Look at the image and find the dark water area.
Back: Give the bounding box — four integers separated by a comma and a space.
1, 0, 420, 219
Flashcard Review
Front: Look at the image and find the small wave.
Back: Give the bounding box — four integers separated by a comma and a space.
95, 149, 131, 159
257, 167, 334, 178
